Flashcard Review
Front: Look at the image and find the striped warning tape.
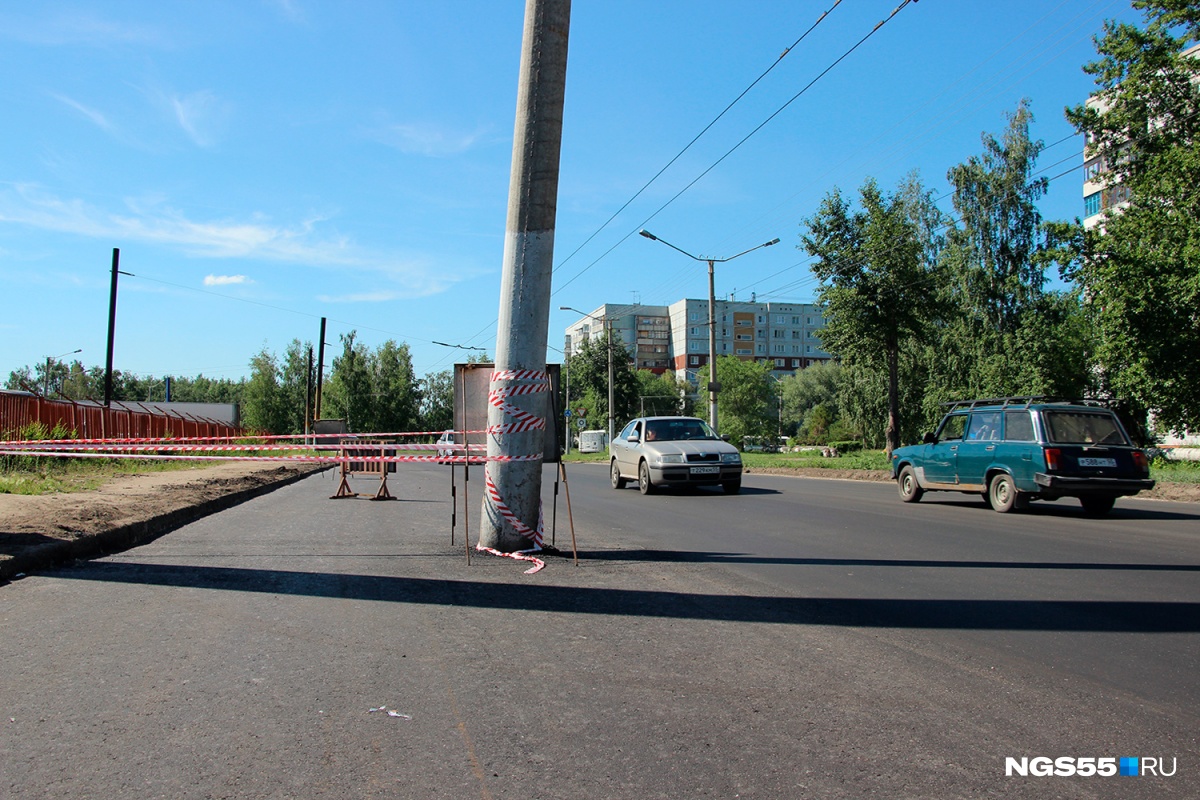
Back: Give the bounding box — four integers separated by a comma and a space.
479, 368, 547, 570
0, 449, 535, 464
0, 429, 491, 447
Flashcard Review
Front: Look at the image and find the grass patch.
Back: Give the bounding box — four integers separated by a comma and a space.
0, 457, 210, 495
1152, 458, 1200, 484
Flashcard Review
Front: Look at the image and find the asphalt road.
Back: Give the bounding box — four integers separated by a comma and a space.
2, 463, 1197, 799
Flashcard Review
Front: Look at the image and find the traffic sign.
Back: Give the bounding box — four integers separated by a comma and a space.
564, 408, 571, 417
576, 408, 586, 417
577, 418, 586, 430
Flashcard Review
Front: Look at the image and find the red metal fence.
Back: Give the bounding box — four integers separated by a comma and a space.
0, 391, 242, 441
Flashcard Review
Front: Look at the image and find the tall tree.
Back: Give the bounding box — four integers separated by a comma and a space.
1064, 2, 1200, 434
932, 101, 1093, 406
373, 340, 420, 433
803, 174, 942, 455
420, 370, 455, 433
325, 331, 374, 433
242, 347, 288, 433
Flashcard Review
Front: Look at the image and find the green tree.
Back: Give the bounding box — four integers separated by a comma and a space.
566, 332, 638, 430
242, 346, 289, 433
373, 340, 420, 433
779, 361, 842, 434
420, 370, 455, 432
696, 356, 774, 445
803, 174, 942, 454
932, 101, 1093, 406
325, 331, 374, 432
1064, 2, 1200, 434
279, 340, 312, 434
634, 369, 686, 417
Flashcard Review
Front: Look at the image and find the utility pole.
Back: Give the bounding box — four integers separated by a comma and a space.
305, 345, 313, 438
315, 317, 327, 422
482, 0, 572, 552
606, 318, 615, 444
104, 248, 121, 407
102, 248, 133, 407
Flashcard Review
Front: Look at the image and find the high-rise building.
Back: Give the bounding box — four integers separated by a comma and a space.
562, 297, 830, 385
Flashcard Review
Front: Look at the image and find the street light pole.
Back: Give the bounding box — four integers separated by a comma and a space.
706, 257, 718, 432
45, 349, 82, 396
638, 230, 780, 434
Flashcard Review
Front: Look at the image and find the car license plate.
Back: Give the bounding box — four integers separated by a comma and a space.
1079, 457, 1116, 468
690, 466, 720, 475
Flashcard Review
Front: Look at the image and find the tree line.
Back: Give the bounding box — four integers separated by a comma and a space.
5, 334, 468, 437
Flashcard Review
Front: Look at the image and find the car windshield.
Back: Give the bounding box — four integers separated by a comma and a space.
1044, 411, 1128, 445
644, 419, 717, 442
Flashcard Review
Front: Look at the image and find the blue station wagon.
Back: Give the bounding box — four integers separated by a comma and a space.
891, 398, 1155, 516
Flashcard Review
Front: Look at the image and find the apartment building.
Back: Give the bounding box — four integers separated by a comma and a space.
1083, 42, 1200, 229
562, 297, 830, 385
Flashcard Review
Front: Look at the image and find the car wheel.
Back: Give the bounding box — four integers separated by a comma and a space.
610, 459, 627, 490
1079, 494, 1116, 517
638, 460, 656, 495
723, 478, 742, 495
897, 465, 923, 503
988, 473, 1022, 513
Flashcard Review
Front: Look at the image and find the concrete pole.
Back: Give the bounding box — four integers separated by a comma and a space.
481, 0, 572, 551
707, 259, 719, 433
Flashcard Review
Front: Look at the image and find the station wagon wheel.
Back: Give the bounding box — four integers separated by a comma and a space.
610, 459, 627, 490
988, 473, 1024, 513
897, 465, 923, 503
638, 460, 656, 495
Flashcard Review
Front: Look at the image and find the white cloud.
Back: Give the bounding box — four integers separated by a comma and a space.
371, 121, 488, 157
316, 291, 402, 303
1, 12, 168, 47
204, 274, 249, 286
0, 185, 466, 299
50, 93, 115, 133
168, 90, 228, 148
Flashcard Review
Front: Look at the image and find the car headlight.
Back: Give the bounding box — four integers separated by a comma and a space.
657, 453, 685, 464
721, 453, 741, 464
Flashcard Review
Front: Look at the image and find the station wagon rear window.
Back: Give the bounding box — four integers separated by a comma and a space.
1043, 411, 1128, 446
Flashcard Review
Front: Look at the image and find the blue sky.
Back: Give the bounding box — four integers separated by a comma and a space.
0, 0, 1140, 385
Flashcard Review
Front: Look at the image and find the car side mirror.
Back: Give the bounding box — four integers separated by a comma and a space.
720, 434, 729, 442
922, 432, 937, 444
629, 433, 640, 443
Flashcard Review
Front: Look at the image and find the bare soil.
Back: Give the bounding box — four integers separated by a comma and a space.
0, 461, 326, 575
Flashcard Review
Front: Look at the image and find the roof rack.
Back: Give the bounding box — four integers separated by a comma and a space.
941, 396, 1047, 411
941, 396, 1113, 412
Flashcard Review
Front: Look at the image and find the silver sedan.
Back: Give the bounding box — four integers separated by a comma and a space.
609, 416, 743, 495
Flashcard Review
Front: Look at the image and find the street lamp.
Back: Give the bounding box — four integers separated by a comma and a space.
560, 305, 615, 445
45, 349, 82, 396
638, 229, 779, 434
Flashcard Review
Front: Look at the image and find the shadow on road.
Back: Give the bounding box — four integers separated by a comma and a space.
576, 549, 1200, 572
923, 498, 1200, 521
54, 560, 1200, 633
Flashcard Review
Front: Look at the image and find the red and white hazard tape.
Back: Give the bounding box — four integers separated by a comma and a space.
474, 544, 545, 574
0, 429, 491, 447
478, 368, 548, 570
0, 448, 532, 464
